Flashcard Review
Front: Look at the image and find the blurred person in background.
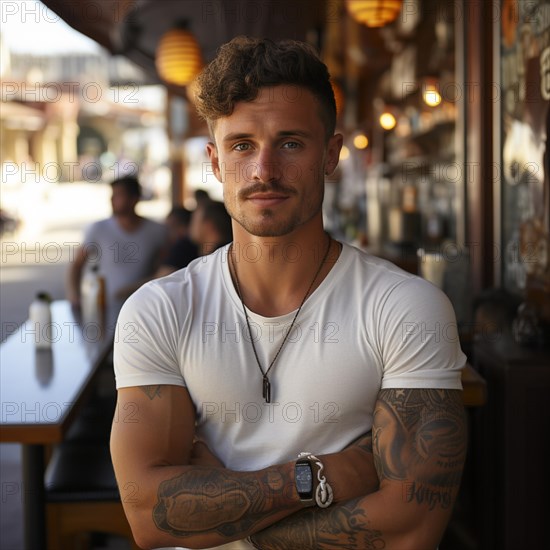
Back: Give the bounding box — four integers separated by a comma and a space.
155, 207, 199, 277
66, 175, 167, 313
189, 199, 233, 256
194, 187, 211, 209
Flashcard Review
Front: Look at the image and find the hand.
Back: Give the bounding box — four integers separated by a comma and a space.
346, 430, 374, 455
67, 290, 81, 310
69, 297, 82, 318
320, 430, 379, 503
189, 439, 224, 468
115, 285, 133, 300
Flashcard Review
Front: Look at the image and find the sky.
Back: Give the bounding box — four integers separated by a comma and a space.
1, 0, 101, 55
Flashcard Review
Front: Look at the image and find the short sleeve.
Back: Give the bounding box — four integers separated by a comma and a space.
113, 281, 185, 389
378, 277, 466, 390
82, 221, 99, 249
81, 221, 95, 243
80, 220, 106, 264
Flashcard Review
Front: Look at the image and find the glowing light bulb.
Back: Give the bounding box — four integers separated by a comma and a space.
353, 134, 369, 149
339, 145, 350, 160
423, 87, 442, 107
379, 112, 396, 130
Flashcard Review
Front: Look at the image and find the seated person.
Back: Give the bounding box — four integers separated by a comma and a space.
155, 207, 199, 277
189, 199, 233, 256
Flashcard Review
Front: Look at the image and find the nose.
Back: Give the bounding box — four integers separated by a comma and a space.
249, 147, 281, 183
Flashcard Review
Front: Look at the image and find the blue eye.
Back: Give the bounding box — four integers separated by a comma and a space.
283, 142, 300, 149
233, 143, 251, 151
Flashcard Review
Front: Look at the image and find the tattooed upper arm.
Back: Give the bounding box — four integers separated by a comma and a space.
249, 389, 466, 549
373, 388, 467, 511
140, 385, 163, 400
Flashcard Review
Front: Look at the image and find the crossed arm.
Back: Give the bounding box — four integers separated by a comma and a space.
110, 384, 378, 549
110, 385, 466, 549
250, 388, 467, 549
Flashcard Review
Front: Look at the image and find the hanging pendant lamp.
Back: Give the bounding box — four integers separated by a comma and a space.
156, 23, 203, 87
346, 0, 403, 28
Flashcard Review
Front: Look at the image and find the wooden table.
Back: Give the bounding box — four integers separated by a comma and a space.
0, 301, 115, 550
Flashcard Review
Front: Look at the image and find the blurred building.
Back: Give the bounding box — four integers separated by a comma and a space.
0, 33, 168, 194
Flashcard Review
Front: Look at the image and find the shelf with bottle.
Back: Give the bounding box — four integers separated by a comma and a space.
387, 149, 456, 170
387, 136, 455, 172
385, 94, 454, 140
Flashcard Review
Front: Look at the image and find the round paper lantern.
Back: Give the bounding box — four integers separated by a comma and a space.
156, 28, 203, 87
346, 0, 403, 28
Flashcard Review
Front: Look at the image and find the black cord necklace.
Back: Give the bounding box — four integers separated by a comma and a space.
230, 234, 332, 403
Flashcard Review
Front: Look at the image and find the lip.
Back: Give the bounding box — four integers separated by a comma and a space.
246, 193, 289, 207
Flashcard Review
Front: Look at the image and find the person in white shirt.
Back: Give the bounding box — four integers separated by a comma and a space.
67, 176, 167, 313
111, 37, 467, 550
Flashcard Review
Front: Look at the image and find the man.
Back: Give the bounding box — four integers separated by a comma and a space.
155, 207, 199, 277
111, 37, 466, 550
67, 176, 167, 313
189, 199, 233, 256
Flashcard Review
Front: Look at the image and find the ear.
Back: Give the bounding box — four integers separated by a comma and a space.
206, 142, 222, 182
324, 133, 343, 176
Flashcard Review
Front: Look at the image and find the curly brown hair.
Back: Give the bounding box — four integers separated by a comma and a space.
194, 36, 336, 140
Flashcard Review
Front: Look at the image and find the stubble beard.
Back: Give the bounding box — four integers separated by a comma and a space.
224, 172, 326, 237
234, 208, 300, 237
225, 198, 323, 238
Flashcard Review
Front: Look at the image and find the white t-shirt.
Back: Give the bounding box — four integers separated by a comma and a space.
114, 242, 465, 472
83, 216, 167, 308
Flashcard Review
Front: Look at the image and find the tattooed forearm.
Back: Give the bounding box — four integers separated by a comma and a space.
153, 466, 294, 540
140, 385, 162, 400
251, 498, 385, 550
252, 389, 466, 549
250, 509, 316, 549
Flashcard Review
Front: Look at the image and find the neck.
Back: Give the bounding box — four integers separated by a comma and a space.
229, 226, 338, 317
115, 213, 141, 231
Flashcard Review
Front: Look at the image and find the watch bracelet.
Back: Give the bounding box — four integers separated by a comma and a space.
296, 452, 334, 508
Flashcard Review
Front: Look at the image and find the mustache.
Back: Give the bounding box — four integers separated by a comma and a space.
238, 182, 298, 200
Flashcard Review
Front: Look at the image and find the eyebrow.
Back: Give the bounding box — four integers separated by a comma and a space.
222, 133, 253, 142
222, 130, 313, 142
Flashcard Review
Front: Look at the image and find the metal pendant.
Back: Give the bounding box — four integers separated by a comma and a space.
263, 376, 271, 403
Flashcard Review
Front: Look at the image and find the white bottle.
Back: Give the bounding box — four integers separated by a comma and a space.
81, 265, 105, 325
29, 292, 52, 349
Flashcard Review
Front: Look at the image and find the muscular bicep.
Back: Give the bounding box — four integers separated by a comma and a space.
110, 385, 196, 500
373, 388, 467, 515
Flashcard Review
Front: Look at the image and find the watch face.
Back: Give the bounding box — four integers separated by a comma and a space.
295, 462, 313, 499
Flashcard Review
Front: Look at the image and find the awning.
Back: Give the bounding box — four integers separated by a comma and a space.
40, 0, 327, 79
